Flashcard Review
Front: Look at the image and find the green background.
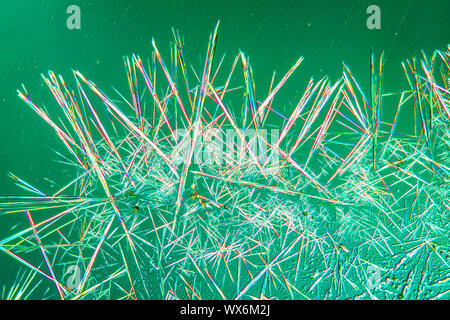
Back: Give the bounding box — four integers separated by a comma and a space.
0, 0, 449, 297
